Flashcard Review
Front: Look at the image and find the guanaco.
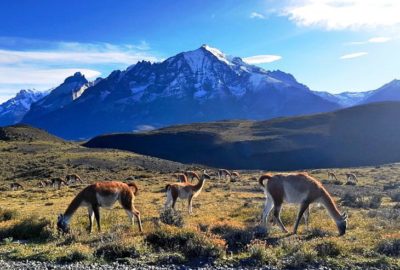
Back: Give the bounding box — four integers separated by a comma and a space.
345, 173, 358, 183
218, 169, 231, 181
10, 182, 23, 191
165, 171, 210, 214
51, 177, 68, 189
259, 172, 347, 236
57, 181, 142, 234
328, 172, 339, 181
231, 171, 240, 181
176, 173, 189, 183
66, 174, 83, 185
184, 171, 200, 182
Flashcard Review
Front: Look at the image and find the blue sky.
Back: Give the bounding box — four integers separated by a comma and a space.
0, 0, 399, 102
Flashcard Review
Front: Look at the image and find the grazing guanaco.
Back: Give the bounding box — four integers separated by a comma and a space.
176, 173, 189, 183
66, 174, 83, 185
328, 172, 339, 181
231, 171, 240, 182
184, 171, 200, 182
37, 181, 46, 188
10, 182, 23, 191
165, 171, 210, 214
218, 169, 231, 181
259, 172, 348, 236
57, 181, 142, 234
346, 173, 358, 183
51, 177, 68, 189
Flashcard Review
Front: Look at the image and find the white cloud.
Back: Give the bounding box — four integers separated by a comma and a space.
243, 55, 282, 64
250, 12, 265, 19
283, 0, 400, 30
0, 67, 101, 85
0, 39, 158, 102
340, 52, 368, 59
368, 37, 392, 43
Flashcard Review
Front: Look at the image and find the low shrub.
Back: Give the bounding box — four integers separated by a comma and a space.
146, 228, 224, 260
95, 242, 139, 261
159, 208, 184, 227
389, 191, 400, 202
0, 208, 18, 222
57, 250, 92, 263
246, 240, 277, 266
376, 239, 400, 257
211, 224, 253, 252
314, 241, 341, 257
285, 246, 319, 268
0, 216, 53, 241
156, 253, 186, 265
341, 193, 382, 209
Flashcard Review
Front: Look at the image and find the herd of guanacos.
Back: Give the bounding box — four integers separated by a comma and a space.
8, 169, 358, 237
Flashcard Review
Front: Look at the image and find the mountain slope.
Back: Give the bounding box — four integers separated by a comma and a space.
361, 79, 400, 104
22, 72, 97, 123
85, 101, 400, 170
313, 90, 374, 107
0, 89, 47, 126
21, 45, 339, 139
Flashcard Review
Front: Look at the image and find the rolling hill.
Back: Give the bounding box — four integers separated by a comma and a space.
85, 101, 400, 170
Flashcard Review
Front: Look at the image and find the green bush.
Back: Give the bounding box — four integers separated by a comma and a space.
146, 228, 224, 260
341, 193, 382, 209
95, 243, 139, 261
159, 208, 184, 227
314, 241, 341, 257
0, 216, 53, 241
57, 250, 92, 263
211, 224, 253, 252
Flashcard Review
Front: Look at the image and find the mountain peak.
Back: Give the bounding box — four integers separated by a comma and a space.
198, 44, 231, 65
63, 72, 88, 84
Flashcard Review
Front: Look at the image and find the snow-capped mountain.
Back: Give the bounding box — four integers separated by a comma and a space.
0, 89, 48, 126
360, 79, 400, 104
23, 72, 100, 123
314, 79, 400, 107
21, 45, 339, 139
313, 90, 374, 107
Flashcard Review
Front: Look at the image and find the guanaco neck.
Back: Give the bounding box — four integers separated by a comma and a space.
319, 188, 342, 222
193, 176, 207, 192
63, 193, 84, 223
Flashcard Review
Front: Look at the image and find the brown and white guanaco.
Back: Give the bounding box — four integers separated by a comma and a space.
57, 181, 142, 234
259, 172, 347, 236
66, 174, 84, 185
328, 172, 339, 181
51, 177, 68, 189
218, 169, 231, 181
10, 182, 23, 190
165, 171, 210, 214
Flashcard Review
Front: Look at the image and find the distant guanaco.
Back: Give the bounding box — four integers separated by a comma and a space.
328, 172, 339, 181
57, 181, 142, 234
165, 171, 210, 214
51, 177, 68, 189
176, 173, 189, 183
259, 172, 348, 235
184, 171, 200, 182
218, 169, 231, 181
66, 174, 83, 184
231, 171, 240, 181
10, 182, 23, 191
345, 173, 358, 183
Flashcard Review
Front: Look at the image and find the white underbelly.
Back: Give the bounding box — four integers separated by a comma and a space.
96, 193, 119, 208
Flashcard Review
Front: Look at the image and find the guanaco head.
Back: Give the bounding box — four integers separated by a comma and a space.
57, 214, 70, 234
337, 212, 348, 236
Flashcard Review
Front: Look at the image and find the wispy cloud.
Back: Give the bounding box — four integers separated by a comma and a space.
0, 38, 158, 101
348, 36, 392, 45
250, 12, 265, 19
340, 52, 368, 59
282, 0, 400, 30
243, 55, 282, 64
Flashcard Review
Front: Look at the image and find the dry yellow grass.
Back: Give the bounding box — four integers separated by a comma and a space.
0, 140, 399, 268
